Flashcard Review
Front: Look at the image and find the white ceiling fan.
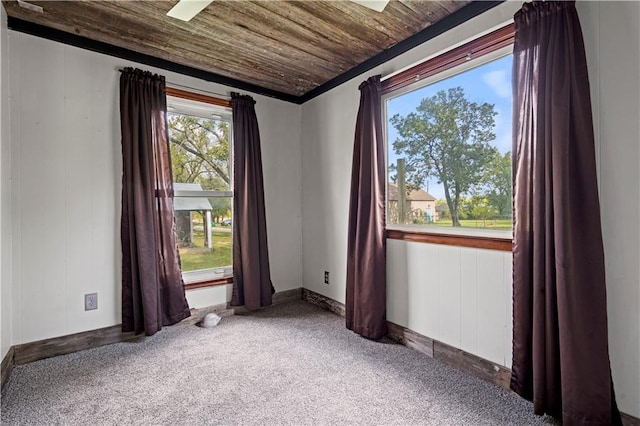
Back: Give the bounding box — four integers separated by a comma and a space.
167, 0, 390, 22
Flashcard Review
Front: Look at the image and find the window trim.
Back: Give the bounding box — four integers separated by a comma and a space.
381, 23, 515, 95
381, 24, 515, 250
184, 277, 233, 291
166, 86, 232, 108
386, 229, 512, 252
174, 190, 232, 198
166, 87, 234, 289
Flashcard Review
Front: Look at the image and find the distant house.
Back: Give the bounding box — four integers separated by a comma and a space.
388, 183, 438, 222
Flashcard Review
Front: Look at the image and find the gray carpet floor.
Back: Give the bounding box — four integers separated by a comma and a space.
1, 301, 546, 425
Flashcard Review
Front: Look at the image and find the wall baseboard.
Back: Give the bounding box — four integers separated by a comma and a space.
302, 288, 345, 317
4, 287, 301, 380
3, 287, 302, 390
182, 302, 234, 326
302, 289, 509, 388
11, 299, 241, 367
386, 321, 434, 358
14, 325, 139, 366
621, 413, 640, 426
388, 320, 511, 390
230, 287, 303, 314
1, 345, 15, 389
300, 288, 640, 425
432, 338, 511, 390
4, 287, 638, 424
0, 297, 237, 390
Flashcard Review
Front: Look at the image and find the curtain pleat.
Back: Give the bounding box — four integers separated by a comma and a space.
120, 68, 190, 336
345, 76, 387, 340
510, 3, 621, 424
230, 93, 274, 309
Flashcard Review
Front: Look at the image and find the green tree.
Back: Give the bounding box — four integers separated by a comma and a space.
168, 114, 230, 190
209, 197, 232, 223
168, 114, 231, 247
482, 151, 512, 218
435, 199, 450, 220
390, 87, 498, 227
464, 195, 499, 222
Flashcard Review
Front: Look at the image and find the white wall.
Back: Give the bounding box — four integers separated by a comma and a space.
3, 0, 638, 417
1, 6, 12, 361
387, 242, 513, 368
578, 1, 640, 416
7, 31, 302, 344
301, 0, 521, 356
301, 0, 640, 417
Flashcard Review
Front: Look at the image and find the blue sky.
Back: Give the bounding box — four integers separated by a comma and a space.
386, 54, 513, 200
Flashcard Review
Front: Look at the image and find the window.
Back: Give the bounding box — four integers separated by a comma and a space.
383, 25, 514, 242
167, 89, 233, 285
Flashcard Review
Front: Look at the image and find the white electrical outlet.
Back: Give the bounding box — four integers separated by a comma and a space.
85, 293, 98, 311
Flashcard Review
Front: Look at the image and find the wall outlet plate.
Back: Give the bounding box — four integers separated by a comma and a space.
85, 293, 98, 311
324, 271, 330, 285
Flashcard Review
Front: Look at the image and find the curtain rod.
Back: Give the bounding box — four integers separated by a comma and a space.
117, 68, 231, 100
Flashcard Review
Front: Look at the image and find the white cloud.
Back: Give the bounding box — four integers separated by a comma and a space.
482, 70, 511, 99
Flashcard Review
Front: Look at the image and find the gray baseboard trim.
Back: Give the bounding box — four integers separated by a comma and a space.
4, 286, 638, 424
270, 287, 303, 305
431, 338, 511, 390
12, 301, 239, 366
230, 287, 303, 314
302, 288, 345, 317
300, 289, 517, 393
7, 288, 302, 374
299, 288, 517, 392
300, 288, 640, 424
14, 325, 139, 366
386, 321, 434, 358
388, 320, 511, 390
1, 345, 15, 390
182, 302, 234, 326
621, 413, 640, 426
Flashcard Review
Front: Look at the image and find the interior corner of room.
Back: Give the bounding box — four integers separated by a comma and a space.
0, 0, 639, 424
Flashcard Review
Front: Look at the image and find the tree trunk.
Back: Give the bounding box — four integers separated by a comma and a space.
451, 209, 461, 227
397, 159, 407, 224
442, 182, 461, 227
201, 211, 209, 248
175, 211, 192, 247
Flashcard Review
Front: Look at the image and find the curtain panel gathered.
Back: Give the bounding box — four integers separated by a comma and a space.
345, 75, 387, 340
230, 92, 274, 310
119, 68, 190, 336
510, 2, 621, 424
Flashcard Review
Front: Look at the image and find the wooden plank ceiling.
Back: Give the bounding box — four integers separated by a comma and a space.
2, 0, 472, 97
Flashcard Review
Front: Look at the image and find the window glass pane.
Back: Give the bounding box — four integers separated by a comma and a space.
168, 113, 231, 191
174, 198, 232, 273
386, 54, 513, 231
168, 109, 233, 274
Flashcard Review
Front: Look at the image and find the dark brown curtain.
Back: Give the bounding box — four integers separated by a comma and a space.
230, 92, 274, 309
120, 68, 190, 336
511, 3, 621, 424
345, 76, 387, 340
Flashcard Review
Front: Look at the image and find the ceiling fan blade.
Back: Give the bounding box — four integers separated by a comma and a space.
350, 0, 390, 12
167, 0, 215, 22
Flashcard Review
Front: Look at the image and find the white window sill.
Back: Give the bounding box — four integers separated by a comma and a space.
386, 224, 512, 240
182, 267, 233, 285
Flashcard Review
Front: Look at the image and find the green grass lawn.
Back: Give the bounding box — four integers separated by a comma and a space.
179, 229, 232, 272
431, 219, 513, 230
